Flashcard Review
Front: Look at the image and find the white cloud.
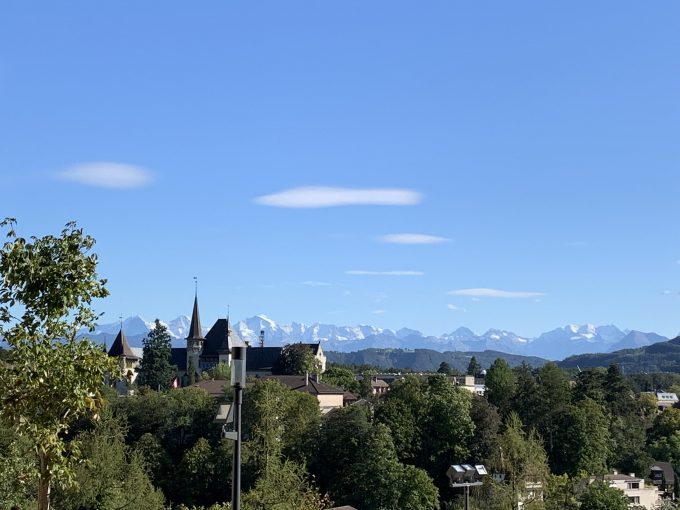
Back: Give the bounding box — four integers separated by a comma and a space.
58, 162, 153, 189
448, 288, 545, 299
447, 304, 467, 312
662, 290, 678, 296
254, 186, 423, 208
378, 233, 451, 245
471, 297, 482, 302
347, 270, 424, 276
372, 309, 386, 315
300, 281, 332, 287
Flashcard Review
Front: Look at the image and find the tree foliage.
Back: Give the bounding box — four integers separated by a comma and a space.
139, 319, 177, 390
578, 480, 629, 510
0, 219, 121, 510
274, 343, 321, 375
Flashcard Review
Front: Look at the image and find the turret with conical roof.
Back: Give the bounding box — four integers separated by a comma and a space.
108, 328, 139, 360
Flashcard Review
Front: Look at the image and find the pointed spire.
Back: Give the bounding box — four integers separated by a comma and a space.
187, 294, 204, 340
108, 327, 138, 359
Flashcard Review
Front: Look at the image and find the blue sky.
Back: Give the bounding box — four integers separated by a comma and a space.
2, 1, 680, 338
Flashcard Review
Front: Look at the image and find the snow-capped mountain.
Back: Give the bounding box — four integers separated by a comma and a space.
85, 315, 668, 360
523, 324, 627, 359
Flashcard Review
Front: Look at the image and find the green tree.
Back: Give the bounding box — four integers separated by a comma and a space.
544, 474, 578, 510
467, 356, 482, 376
0, 424, 36, 508
578, 480, 629, 510
139, 319, 177, 390
438, 361, 453, 375
0, 219, 121, 510
242, 459, 330, 510
273, 343, 321, 375
203, 361, 231, 381
468, 394, 501, 465
53, 412, 165, 509
314, 406, 438, 510
553, 398, 610, 476
322, 365, 360, 393
485, 358, 517, 417
490, 413, 549, 510
532, 362, 572, 466
242, 379, 321, 473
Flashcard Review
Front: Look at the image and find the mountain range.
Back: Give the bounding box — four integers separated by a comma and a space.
83, 314, 669, 361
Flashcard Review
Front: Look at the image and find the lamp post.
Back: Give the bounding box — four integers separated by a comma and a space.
230, 345, 246, 510
447, 464, 487, 510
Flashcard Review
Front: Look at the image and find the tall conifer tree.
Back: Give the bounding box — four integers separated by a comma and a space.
139, 319, 176, 390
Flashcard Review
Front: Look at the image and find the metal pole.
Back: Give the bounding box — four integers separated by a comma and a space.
231, 383, 242, 510
465, 483, 469, 510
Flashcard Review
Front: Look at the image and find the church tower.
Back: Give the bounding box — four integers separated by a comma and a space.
186, 294, 204, 377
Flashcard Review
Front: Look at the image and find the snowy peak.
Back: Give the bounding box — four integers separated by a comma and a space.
85, 316, 665, 361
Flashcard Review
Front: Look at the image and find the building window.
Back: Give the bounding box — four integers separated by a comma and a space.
627, 482, 640, 490
628, 496, 640, 503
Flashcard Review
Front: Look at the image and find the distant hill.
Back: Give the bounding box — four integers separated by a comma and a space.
559, 336, 680, 373
326, 348, 548, 373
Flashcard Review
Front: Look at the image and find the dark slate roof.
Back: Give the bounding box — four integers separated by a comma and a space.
307, 342, 322, 355
246, 347, 283, 372
190, 379, 229, 398
202, 319, 231, 356
217, 318, 231, 354
187, 295, 204, 341
246, 344, 321, 372
108, 329, 138, 360
171, 347, 187, 371
262, 375, 344, 395
651, 461, 675, 484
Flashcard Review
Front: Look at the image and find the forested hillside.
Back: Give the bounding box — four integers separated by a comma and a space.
560, 336, 680, 372
327, 348, 548, 372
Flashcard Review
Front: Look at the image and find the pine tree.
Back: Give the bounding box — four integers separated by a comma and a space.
139, 319, 177, 390
467, 356, 482, 376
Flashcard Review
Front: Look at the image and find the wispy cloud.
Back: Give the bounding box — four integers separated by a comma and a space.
447, 304, 467, 312
662, 290, 679, 296
448, 288, 545, 299
372, 309, 386, 315
347, 270, 424, 276
300, 281, 332, 287
378, 233, 451, 245
58, 162, 153, 189
254, 186, 422, 208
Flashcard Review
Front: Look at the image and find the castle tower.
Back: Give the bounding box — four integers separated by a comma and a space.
186, 294, 205, 376
108, 327, 140, 384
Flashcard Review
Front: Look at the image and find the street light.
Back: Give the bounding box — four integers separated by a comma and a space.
230, 345, 246, 510
215, 345, 247, 510
447, 464, 487, 510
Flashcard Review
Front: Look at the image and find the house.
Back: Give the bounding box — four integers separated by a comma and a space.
262, 374, 344, 413
370, 377, 390, 395
650, 461, 675, 500
588, 472, 661, 509
656, 392, 679, 411
454, 375, 486, 396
